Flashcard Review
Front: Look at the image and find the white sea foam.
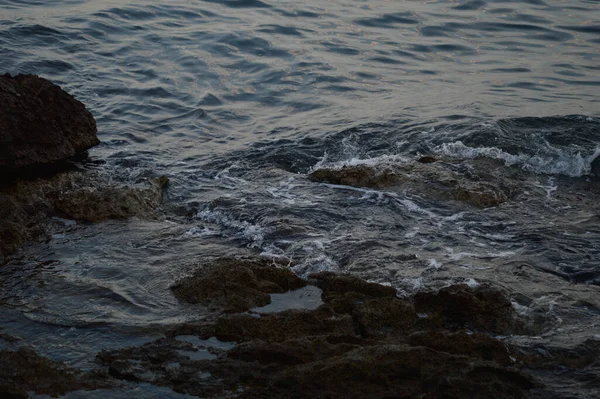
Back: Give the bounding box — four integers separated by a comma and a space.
183, 226, 217, 237
465, 278, 479, 288
292, 254, 339, 277
195, 209, 267, 248
428, 258, 442, 270
434, 140, 600, 177
397, 198, 436, 217
310, 153, 411, 173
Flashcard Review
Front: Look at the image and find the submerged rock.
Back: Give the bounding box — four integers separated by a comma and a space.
309, 157, 518, 207
52, 174, 168, 222
98, 258, 539, 398
0, 348, 112, 398
171, 257, 306, 313
0, 172, 168, 260
0, 74, 99, 180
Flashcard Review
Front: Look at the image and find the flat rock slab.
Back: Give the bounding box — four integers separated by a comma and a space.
0, 73, 99, 179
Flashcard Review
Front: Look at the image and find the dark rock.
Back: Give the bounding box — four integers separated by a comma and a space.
99, 264, 538, 398
309, 164, 403, 188
310, 271, 397, 301
52, 175, 168, 222
0, 74, 99, 180
413, 283, 519, 334
308, 157, 517, 208
208, 307, 355, 342
0, 348, 81, 397
408, 330, 512, 366
352, 296, 419, 338
0, 173, 168, 260
268, 345, 535, 399
227, 336, 361, 366
591, 154, 600, 178
417, 155, 437, 163
171, 257, 306, 313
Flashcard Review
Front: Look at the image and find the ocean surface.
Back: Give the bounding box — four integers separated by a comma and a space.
1, 0, 600, 397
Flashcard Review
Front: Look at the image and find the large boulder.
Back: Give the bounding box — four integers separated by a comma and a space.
0, 73, 99, 179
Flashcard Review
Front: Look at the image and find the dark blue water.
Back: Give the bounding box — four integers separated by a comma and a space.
1, 1, 600, 398
1, 0, 599, 161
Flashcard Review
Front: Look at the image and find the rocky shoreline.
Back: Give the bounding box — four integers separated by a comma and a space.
1, 75, 599, 398
4, 254, 599, 398
0, 74, 168, 263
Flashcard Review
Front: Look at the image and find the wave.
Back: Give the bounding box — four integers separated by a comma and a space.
434, 140, 600, 177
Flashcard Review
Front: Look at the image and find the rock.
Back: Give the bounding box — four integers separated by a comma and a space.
199, 307, 355, 343
226, 336, 361, 366
413, 283, 519, 334
52, 175, 168, 222
171, 257, 306, 313
591, 154, 600, 178
0, 74, 99, 180
98, 263, 539, 398
512, 338, 600, 369
408, 330, 512, 366
351, 296, 419, 338
309, 164, 404, 188
0, 172, 168, 260
310, 271, 397, 301
417, 155, 437, 163
0, 74, 165, 260
0, 348, 87, 397
308, 157, 517, 208
267, 345, 535, 399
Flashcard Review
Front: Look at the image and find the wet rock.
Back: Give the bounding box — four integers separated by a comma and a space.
417, 155, 437, 163
310, 272, 419, 337
408, 330, 512, 366
308, 157, 517, 207
0, 74, 99, 180
171, 257, 306, 313
0, 348, 88, 397
591, 154, 600, 178
352, 296, 419, 338
196, 307, 355, 343
99, 262, 539, 398
53, 175, 168, 222
267, 345, 535, 399
0, 172, 168, 260
512, 338, 600, 370
309, 164, 405, 188
413, 283, 519, 334
226, 335, 361, 366
310, 271, 397, 300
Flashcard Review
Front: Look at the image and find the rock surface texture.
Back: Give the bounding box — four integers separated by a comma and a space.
309, 157, 520, 208
0, 74, 169, 261
171, 256, 306, 313
95, 257, 543, 398
0, 73, 99, 179
0, 348, 112, 398
0, 173, 168, 260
